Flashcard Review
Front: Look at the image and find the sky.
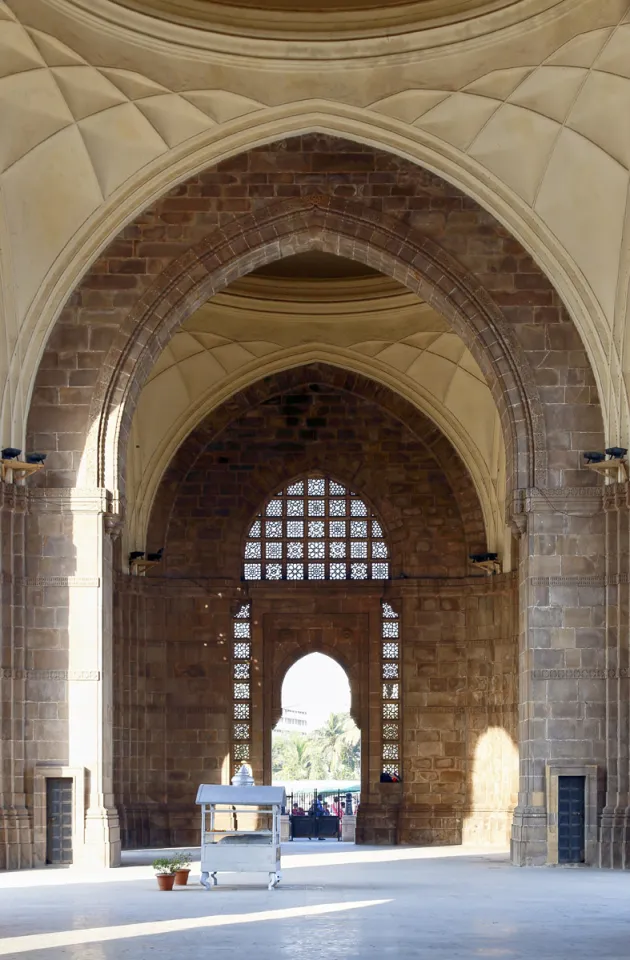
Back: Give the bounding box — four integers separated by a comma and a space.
281, 653, 351, 730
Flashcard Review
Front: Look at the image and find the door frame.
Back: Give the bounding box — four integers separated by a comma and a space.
546, 762, 599, 865
33, 765, 85, 867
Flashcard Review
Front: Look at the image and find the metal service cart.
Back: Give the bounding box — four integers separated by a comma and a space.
196, 780, 286, 890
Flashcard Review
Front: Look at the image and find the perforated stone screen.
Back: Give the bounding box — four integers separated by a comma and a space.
231, 602, 252, 773
381, 601, 401, 779
243, 476, 389, 581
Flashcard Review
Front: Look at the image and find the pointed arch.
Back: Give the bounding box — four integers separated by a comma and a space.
89, 195, 545, 502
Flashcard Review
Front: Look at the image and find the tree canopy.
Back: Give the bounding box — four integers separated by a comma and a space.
272, 712, 360, 781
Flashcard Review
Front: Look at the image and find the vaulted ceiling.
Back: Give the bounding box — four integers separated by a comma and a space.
126, 263, 506, 561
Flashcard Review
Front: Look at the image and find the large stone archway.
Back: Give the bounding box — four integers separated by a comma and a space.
114, 382, 519, 850
90, 194, 546, 500
3, 134, 619, 871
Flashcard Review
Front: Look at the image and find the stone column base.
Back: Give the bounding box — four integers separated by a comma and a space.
341, 814, 356, 842
599, 809, 630, 869
81, 806, 121, 867
0, 805, 33, 870
355, 796, 401, 845
510, 806, 547, 865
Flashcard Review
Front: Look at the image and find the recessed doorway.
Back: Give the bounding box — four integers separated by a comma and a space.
46, 778, 73, 865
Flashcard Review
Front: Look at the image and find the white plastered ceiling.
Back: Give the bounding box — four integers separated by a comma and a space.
125, 273, 506, 560
0, 0, 628, 455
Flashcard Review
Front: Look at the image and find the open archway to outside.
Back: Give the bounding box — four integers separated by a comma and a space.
273, 653, 361, 824
5, 132, 609, 872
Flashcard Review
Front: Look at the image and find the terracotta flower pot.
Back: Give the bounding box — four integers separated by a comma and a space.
174, 869, 190, 886
156, 873, 175, 891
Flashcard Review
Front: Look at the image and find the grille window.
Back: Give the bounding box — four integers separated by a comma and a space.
243, 476, 389, 581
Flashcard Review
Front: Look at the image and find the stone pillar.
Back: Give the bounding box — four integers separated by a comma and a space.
599, 484, 630, 868
0, 485, 32, 869
27, 488, 121, 867
510, 486, 606, 866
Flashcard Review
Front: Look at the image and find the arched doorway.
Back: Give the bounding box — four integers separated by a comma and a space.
273, 653, 361, 822
6, 134, 608, 871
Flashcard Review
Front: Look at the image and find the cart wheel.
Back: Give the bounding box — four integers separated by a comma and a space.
268, 872, 280, 890
211, 872, 218, 887
200, 872, 211, 891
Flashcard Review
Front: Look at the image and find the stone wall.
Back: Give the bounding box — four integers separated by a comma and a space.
113, 575, 517, 849
156, 381, 475, 580
3, 133, 614, 870
111, 373, 518, 849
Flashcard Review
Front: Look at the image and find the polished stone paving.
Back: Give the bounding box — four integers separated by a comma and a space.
1, 844, 629, 958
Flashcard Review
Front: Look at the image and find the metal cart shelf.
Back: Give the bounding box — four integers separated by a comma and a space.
196, 781, 286, 890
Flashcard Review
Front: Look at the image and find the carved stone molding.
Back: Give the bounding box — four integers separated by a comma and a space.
0, 668, 101, 681
607, 573, 629, 585
530, 575, 605, 587
513, 486, 603, 517
416, 703, 517, 713
530, 574, 627, 587
602, 481, 630, 510
27, 487, 118, 515
20, 577, 101, 588
531, 669, 624, 680
104, 513, 124, 540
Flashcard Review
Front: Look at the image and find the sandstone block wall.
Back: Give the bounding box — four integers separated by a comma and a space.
111, 371, 518, 849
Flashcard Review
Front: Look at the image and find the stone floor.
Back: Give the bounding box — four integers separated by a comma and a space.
1, 843, 629, 958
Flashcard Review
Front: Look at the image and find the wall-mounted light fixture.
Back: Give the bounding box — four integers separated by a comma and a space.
0, 448, 47, 481
469, 552, 500, 575
584, 448, 628, 481
129, 548, 164, 576
583, 451, 606, 464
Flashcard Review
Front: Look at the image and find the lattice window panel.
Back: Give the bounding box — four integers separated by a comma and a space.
242, 476, 390, 581
232, 601, 252, 775
381, 600, 401, 779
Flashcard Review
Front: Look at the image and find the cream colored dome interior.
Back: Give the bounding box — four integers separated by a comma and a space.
126, 253, 507, 560
111, 0, 520, 36
1, 0, 629, 451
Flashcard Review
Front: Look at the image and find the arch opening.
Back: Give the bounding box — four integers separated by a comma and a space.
273, 653, 360, 792
92, 196, 543, 507
14, 132, 609, 868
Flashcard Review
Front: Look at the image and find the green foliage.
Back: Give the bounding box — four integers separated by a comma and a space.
152, 857, 175, 875
273, 711, 360, 781
171, 851, 192, 871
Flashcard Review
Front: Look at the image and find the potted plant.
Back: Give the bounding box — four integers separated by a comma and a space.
172, 851, 192, 886
153, 857, 176, 891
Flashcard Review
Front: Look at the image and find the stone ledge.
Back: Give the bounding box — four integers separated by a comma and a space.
0, 668, 101, 681
531, 668, 626, 680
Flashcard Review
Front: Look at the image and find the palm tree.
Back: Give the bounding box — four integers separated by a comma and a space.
313, 712, 360, 779
273, 712, 361, 781
273, 732, 315, 780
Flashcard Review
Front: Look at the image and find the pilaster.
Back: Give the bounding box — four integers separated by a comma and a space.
26, 487, 121, 867
0, 484, 32, 869
599, 483, 630, 868
509, 486, 606, 866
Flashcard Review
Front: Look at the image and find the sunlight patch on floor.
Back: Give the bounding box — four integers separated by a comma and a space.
281, 844, 509, 870
0, 899, 391, 956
